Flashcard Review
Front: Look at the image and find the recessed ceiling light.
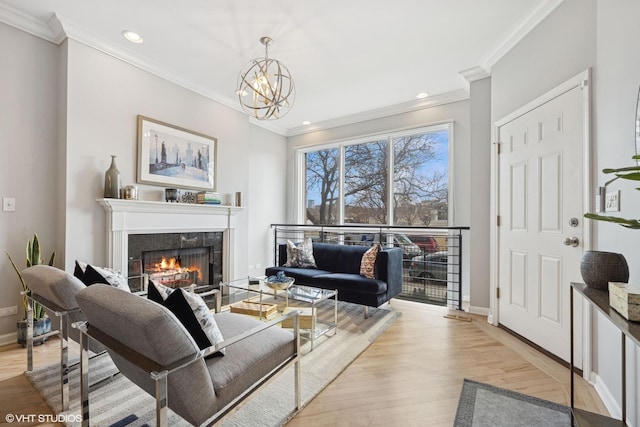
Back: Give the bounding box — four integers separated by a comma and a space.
302, 121, 311, 126
416, 92, 429, 99
122, 30, 143, 44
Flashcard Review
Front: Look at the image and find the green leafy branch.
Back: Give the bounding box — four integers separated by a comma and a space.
584, 155, 640, 229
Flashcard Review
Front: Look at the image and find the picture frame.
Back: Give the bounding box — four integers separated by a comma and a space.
137, 115, 217, 191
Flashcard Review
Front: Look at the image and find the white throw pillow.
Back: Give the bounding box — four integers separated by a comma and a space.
284, 237, 317, 268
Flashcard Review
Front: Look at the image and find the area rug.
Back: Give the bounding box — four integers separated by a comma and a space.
454, 379, 571, 427
26, 301, 400, 426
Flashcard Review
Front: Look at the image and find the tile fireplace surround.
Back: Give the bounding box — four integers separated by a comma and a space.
97, 199, 242, 281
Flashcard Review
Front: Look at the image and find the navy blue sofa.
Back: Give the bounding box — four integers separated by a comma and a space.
265, 243, 403, 311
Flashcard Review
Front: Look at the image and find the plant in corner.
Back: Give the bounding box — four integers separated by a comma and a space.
7, 233, 56, 346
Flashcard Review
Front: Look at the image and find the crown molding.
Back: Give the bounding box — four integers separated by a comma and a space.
459, 66, 490, 83
286, 89, 469, 137
479, 0, 565, 71
0, 3, 64, 43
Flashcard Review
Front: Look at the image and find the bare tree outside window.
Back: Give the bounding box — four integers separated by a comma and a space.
344, 140, 388, 224
302, 126, 449, 226
393, 132, 448, 226
306, 149, 339, 224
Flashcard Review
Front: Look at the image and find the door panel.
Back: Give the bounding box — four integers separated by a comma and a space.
539, 153, 561, 232
510, 162, 528, 231
509, 250, 527, 309
539, 254, 561, 324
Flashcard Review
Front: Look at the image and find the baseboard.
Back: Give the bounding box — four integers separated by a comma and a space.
0, 331, 16, 347
468, 305, 490, 316
593, 372, 623, 421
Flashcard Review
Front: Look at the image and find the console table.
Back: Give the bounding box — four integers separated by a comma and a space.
570, 282, 639, 427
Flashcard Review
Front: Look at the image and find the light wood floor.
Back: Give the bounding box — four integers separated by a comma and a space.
0, 299, 607, 426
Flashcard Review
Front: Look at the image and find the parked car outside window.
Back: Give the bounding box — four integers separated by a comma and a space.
345, 233, 421, 259
406, 235, 439, 253
408, 251, 448, 284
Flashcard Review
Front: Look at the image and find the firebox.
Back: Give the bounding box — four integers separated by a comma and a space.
128, 232, 223, 290
142, 247, 210, 288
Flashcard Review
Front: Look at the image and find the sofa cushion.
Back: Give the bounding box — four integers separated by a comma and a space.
75, 261, 131, 292
360, 244, 381, 279
312, 243, 372, 274
207, 312, 295, 411
284, 238, 317, 268
265, 266, 330, 283
312, 273, 388, 294
22, 265, 85, 311
148, 282, 225, 355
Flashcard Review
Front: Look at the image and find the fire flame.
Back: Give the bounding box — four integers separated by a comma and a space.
157, 257, 180, 270
151, 257, 203, 282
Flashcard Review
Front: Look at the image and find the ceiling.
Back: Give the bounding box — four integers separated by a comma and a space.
0, 0, 560, 136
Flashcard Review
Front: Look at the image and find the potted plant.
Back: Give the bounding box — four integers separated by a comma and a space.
581, 155, 640, 289
7, 234, 56, 346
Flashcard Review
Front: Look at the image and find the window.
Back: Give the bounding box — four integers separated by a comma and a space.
392, 130, 448, 226
305, 148, 339, 224
302, 124, 450, 226
344, 140, 388, 224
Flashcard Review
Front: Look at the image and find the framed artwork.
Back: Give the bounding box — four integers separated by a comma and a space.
137, 115, 217, 191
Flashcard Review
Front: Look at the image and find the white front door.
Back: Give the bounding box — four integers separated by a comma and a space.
497, 84, 585, 362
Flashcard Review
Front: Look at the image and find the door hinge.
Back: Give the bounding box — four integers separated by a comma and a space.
580, 79, 588, 89
496, 287, 500, 299
497, 215, 501, 227
497, 143, 501, 155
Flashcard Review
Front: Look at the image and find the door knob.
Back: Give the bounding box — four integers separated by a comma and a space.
563, 237, 579, 247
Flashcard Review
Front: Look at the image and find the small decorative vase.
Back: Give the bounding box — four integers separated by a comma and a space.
579, 250, 629, 290
104, 155, 121, 198
165, 188, 179, 202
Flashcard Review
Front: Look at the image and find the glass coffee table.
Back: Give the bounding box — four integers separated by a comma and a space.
217, 277, 338, 350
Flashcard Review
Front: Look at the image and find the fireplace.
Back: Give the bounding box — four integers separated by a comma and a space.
128, 232, 223, 288
98, 199, 242, 285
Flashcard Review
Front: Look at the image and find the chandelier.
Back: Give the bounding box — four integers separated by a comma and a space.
236, 36, 295, 120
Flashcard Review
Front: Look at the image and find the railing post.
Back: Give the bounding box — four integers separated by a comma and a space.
273, 226, 279, 266
457, 230, 463, 311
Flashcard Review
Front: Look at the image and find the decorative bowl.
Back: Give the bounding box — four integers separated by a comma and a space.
580, 250, 629, 290
264, 276, 295, 290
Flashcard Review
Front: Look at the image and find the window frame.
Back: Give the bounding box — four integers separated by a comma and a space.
294, 122, 454, 226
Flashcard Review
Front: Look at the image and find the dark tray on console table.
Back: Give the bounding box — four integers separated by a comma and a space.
570, 283, 640, 427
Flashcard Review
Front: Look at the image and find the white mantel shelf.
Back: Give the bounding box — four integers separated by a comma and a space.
97, 198, 243, 215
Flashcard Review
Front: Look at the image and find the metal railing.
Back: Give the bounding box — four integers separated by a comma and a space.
270, 224, 469, 310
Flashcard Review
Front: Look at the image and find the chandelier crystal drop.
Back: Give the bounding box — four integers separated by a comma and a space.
236, 36, 295, 120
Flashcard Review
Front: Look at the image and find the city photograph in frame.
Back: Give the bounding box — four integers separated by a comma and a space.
137, 115, 217, 191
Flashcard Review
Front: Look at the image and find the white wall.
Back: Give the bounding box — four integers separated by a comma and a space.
0, 23, 60, 339
248, 125, 288, 277
288, 100, 472, 300
593, 0, 640, 422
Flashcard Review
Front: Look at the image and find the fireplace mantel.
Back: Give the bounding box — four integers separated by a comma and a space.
97, 198, 242, 279
97, 198, 243, 216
